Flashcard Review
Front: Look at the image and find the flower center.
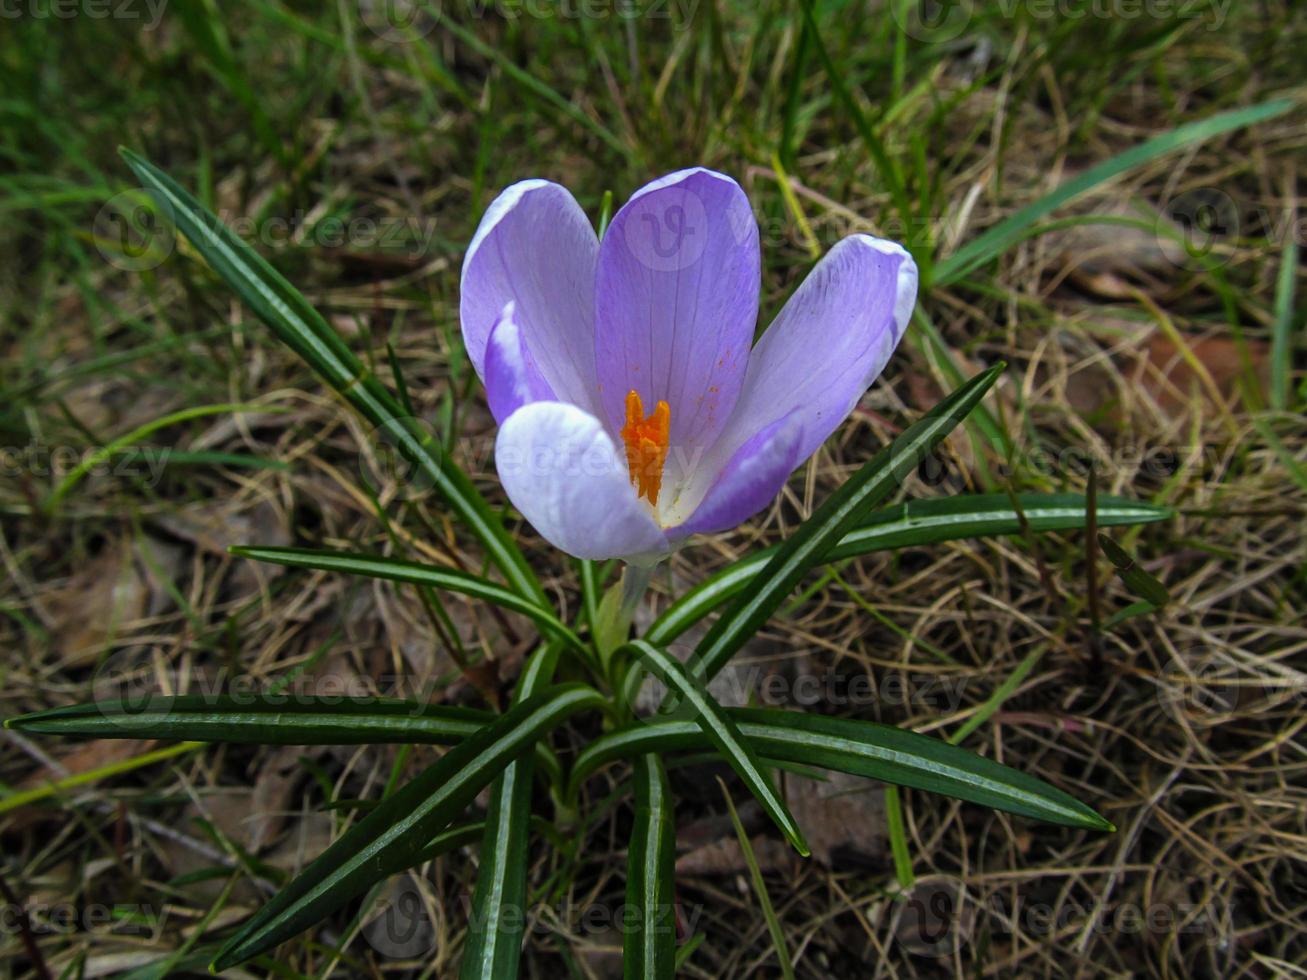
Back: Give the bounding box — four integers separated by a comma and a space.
620, 389, 670, 506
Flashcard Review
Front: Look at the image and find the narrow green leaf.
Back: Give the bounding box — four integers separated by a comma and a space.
884, 784, 915, 890
6, 694, 488, 745
625, 640, 808, 856
689, 366, 1005, 683
414, 821, 488, 865
646, 492, 1171, 646
460, 644, 560, 980
571, 708, 1112, 832
1271, 236, 1298, 411
45, 403, 272, 510
1102, 599, 1159, 630
935, 98, 1296, 285
229, 546, 585, 655
211, 684, 604, 970
118, 148, 544, 608
946, 645, 1046, 748
623, 755, 676, 980
1097, 534, 1170, 608
718, 778, 794, 980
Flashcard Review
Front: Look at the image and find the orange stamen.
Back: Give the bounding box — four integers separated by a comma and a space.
620, 389, 670, 506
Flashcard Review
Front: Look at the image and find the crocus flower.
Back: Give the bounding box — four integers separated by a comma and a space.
460, 169, 918, 564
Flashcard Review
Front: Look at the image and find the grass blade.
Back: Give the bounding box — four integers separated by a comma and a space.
571, 707, 1112, 832
0, 742, 201, 817
690, 365, 1005, 682
1098, 534, 1170, 608
118, 148, 545, 608
625, 640, 808, 856
1271, 236, 1298, 411
230, 546, 585, 656
45, 403, 272, 510
718, 778, 794, 980
460, 644, 560, 980
211, 683, 604, 970
935, 98, 1296, 286
646, 492, 1171, 646
624, 755, 677, 980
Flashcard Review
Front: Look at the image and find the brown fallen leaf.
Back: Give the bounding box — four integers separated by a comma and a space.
44, 535, 183, 668
783, 771, 888, 868
675, 833, 797, 877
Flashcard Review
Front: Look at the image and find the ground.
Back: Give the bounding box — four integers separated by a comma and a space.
1, 2, 1305, 978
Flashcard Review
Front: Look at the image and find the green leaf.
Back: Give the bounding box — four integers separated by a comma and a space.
45, 403, 273, 511
211, 683, 604, 970
118, 148, 544, 609
1097, 534, 1170, 608
571, 708, 1112, 832
623, 755, 677, 980
230, 546, 586, 656
1271, 236, 1298, 411
718, 778, 794, 980
624, 640, 808, 856
934, 98, 1296, 286
460, 644, 560, 980
646, 492, 1171, 646
689, 365, 1005, 683
1101, 599, 1159, 631
7, 694, 489, 744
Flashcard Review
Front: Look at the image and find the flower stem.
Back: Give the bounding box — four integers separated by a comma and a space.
618, 562, 654, 629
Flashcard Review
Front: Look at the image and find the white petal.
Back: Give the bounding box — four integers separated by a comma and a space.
495, 402, 668, 561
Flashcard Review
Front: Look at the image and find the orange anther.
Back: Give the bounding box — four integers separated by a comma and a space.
620, 389, 670, 506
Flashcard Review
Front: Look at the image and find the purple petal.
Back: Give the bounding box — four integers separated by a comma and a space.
484, 304, 555, 425
704, 235, 917, 482
667, 412, 804, 537
494, 401, 669, 562
461, 180, 600, 412
594, 168, 760, 477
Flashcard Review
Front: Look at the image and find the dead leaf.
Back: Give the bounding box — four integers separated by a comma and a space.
783, 771, 887, 867
676, 833, 796, 876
